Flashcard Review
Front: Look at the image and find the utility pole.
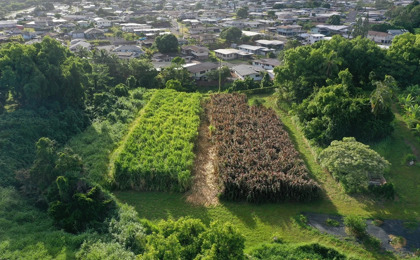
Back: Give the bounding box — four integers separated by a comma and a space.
218, 58, 222, 92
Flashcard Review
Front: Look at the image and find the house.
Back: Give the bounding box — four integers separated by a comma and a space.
277, 25, 302, 36
70, 30, 85, 39
367, 31, 393, 44
252, 59, 281, 70
255, 40, 284, 51
237, 44, 274, 56
69, 41, 91, 52
186, 62, 219, 80
181, 46, 209, 60
308, 33, 325, 44
199, 34, 217, 44
0, 20, 18, 29
214, 49, 252, 60
313, 25, 349, 36
113, 45, 144, 55
232, 64, 265, 81
84, 28, 105, 39
93, 18, 112, 28
387, 29, 409, 37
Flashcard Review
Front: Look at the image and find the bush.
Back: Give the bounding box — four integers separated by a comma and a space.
326, 218, 340, 227
76, 240, 136, 260
368, 183, 395, 200
402, 153, 417, 165
344, 215, 367, 238
249, 242, 347, 260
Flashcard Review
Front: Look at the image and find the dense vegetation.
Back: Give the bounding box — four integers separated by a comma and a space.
274, 34, 420, 147
114, 90, 202, 192
318, 137, 391, 193
209, 94, 320, 203
249, 242, 347, 260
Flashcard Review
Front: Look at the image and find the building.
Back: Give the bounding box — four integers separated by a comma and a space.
69, 41, 91, 52
277, 25, 302, 36
84, 28, 105, 39
367, 31, 393, 44
113, 45, 144, 55
237, 44, 274, 56
308, 33, 325, 44
186, 62, 219, 80
252, 59, 281, 70
255, 40, 284, 51
232, 64, 265, 81
214, 49, 252, 60
181, 46, 209, 60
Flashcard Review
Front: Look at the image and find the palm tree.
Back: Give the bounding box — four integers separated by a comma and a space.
370, 81, 393, 115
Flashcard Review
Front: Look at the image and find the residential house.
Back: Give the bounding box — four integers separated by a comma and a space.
232, 64, 265, 80
186, 62, 219, 80
69, 41, 91, 52
255, 40, 284, 51
277, 25, 302, 36
181, 45, 209, 60
113, 45, 144, 56
252, 59, 281, 70
367, 31, 393, 44
308, 33, 325, 44
237, 44, 274, 56
84, 28, 105, 39
70, 30, 85, 39
93, 17, 112, 28
214, 49, 252, 60
0, 20, 18, 29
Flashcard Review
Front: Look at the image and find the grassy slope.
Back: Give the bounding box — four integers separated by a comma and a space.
116, 93, 420, 259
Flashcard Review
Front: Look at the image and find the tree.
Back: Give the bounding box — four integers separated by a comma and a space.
295, 71, 394, 146
273, 3, 284, 9
318, 137, 391, 193
236, 7, 249, 19
370, 75, 396, 115
352, 14, 369, 38
386, 33, 420, 87
128, 59, 159, 88
165, 79, 186, 92
327, 15, 341, 25
267, 11, 276, 19
171, 57, 186, 66
155, 34, 179, 53
260, 72, 272, 88
220, 27, 242, 43
205, 66, 231, 82
198, 222, 245, 260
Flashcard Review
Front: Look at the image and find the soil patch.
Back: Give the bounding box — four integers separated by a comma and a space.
186, 103, 219, 206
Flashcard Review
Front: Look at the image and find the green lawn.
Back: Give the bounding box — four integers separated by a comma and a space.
115, 93, 420, 259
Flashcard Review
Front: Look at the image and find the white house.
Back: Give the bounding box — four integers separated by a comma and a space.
93, 18, 112, 28
69, 41, 91, 52
308, 33, 325, 44
252, 59, 281, 70
214, 49, 252, 60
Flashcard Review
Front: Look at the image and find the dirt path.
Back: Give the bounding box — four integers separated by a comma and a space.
186, 105, 219, 206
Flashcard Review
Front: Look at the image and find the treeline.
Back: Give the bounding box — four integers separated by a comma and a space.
275, 34, 419, 147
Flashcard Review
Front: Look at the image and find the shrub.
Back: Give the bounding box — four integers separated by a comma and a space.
344, 215, 367, 238
76, 240, 135, 260
402, 153, 417, 165
326, 218, 340, 227
368, 183, 395, 200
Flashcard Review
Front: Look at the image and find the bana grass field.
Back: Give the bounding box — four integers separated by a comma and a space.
115, 94, 420, 259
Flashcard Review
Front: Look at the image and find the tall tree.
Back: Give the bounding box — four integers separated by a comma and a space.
155, 34, 179, 53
